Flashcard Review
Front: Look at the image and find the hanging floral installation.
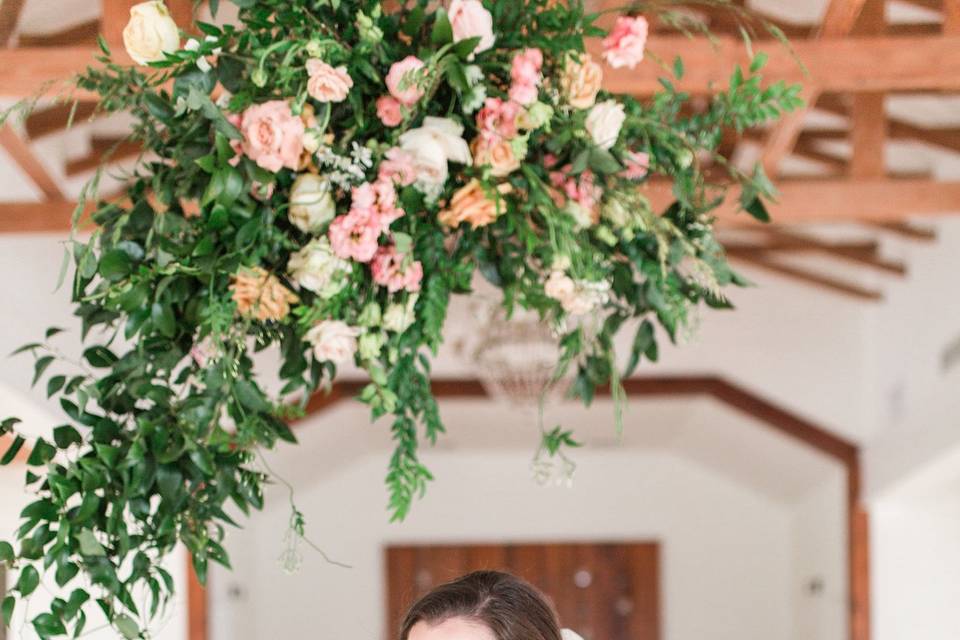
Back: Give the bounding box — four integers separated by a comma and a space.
0, 0, 800, 636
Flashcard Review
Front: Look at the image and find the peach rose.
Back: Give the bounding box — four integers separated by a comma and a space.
230, 267, 299, 322
306, 59, 353, 103
472, 135, 521, 178
386, 56, 427, 106
439, 179, 510, 229
560, 53, 603, 110
236, 101, 305, 173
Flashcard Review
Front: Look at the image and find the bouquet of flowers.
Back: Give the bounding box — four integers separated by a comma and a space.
0, 0, 800, 636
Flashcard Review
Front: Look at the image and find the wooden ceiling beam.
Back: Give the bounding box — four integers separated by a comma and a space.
643, 178, 960, 226
18, 20, 101, 47
864, 221, 938, 240
65, 136, 141, 176
25, 102, 100, 139
0, 125, 65, 200
757, 229, 907, 275
0, 0, 26, 47
850, 0, 888, 179
728, 252, 884, 301
758, 0, 869, 178
945, 0, 960, 32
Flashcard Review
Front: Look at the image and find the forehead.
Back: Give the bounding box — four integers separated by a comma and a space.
408, 618, 498, 640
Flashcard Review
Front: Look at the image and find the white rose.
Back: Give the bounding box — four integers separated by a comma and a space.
585, 100, 627, 150
306, 320, 361, 364
449, 0, 496, 55
123, 1, 181, 66
383, 296, 418, 334
289, 174, 336, 234
400, 117, 472, 188
287, 238, 352, 298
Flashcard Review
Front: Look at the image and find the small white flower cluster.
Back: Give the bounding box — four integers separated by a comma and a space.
544, 270, 611, 316
315, 142, 374, 190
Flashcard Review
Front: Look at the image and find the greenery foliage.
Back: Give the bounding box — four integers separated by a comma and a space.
0, 0, 800, 637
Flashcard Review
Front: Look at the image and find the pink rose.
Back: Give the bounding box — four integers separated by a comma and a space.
386, 56, 427, 106
623, 151, 650, 180
509, 83, 539, 106
511, 48, 543, 87
328, 210, 381, 263
602, 16, 649, 70
306, 59, 353, 103
236, 101, 305, 173
371, 246, 423, 293
377, 95, 404, 128
379, 148, 418, 186
449, 0, 496, 55
476, 98, 520, 139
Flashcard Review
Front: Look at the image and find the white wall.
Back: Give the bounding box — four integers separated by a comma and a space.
790, 472, 848, 640
210, 449, 802, 640
872, 497, 960, 640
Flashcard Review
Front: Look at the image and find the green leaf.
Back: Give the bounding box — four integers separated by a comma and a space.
0, 541, 13, 564
151, 303, 177, 338
46, 375, 66, 398
17, 564, 40, 596
26, 439, 56, 467
83, 346, 118, 368
234, 379, 269, 412
55, 562, 80, 588
2, 596, 14, 626
77, 530, 106, 557
588, 147, 623, 175
673, 55, 685, 80
115, 614, 140, 639
750, 52, 769, 73
1, 436, 26, 466
32, 613, 68, 637
431, 8, 453, 45
99, 249, 133, 281
53, 425, 82, 449
743, 197, 771, 223
0, 417, 19, 436
32, 355, 54, 387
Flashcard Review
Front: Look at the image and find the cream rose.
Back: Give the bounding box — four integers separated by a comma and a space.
287, 238, 352, 298
123, 1, 180, 66
383, 296, 419, 334
585, 100, 626, 150
560, 53, 603, 110
306, 320, 361, 364
289, 174, 336, 234
399, 117, 473, 188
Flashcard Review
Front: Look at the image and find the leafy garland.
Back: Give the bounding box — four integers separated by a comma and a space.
0, 0, 800, 637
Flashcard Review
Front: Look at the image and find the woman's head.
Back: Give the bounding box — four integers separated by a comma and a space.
400, 571, 563, 640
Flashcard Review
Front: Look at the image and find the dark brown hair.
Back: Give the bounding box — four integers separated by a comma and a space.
399, 571, 563, 640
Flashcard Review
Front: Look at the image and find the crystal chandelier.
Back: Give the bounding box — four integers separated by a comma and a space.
471, 301, 567, 406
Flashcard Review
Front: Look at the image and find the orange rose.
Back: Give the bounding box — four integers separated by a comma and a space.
560, 53, 603, 110
439, 180, 511, 230
230, 267, 299, 322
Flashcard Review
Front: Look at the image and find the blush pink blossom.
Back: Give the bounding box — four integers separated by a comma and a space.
235, 101, 305, 173
449, 0, 496, 55
371, 246, 423, 293
602, 16, 649, 70
386, 56, 427, 106
477, 98, 521, 139
509, 83, 539, 106
509, 48, 544, 106
377, 95, 404, 127
623, 151, 651, 180
378, 148, 418, 186
328, 210, 381, 263
306, 59, 353, 103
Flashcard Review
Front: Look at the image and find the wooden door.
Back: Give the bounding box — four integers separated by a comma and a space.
385, 542, 660, 640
